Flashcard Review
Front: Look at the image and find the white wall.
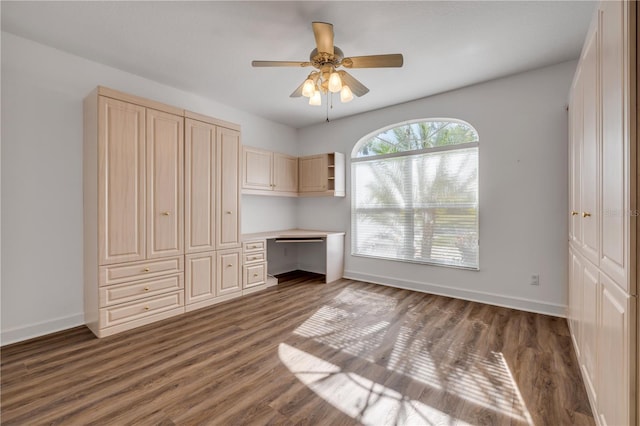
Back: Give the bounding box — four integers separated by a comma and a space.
297, 61, 576, 316
0, 32, 298, 344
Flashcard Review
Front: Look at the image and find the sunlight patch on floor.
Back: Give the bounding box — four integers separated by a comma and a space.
278, 342, 472, 426
290, 286, 534, 425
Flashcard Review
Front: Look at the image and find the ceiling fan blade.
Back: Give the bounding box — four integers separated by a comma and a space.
290, 81, 305, 98
312, 22, 334, 55
338, 71, 369, 97
342, 54, 404, 68
252, 61, 310, 67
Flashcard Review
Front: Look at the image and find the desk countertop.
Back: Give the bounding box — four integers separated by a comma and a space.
241, 229, 345, 241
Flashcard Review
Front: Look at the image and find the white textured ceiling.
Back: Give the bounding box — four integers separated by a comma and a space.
1, 1, 595, 128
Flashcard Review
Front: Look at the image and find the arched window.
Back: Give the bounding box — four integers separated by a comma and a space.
351, 119, 479, 269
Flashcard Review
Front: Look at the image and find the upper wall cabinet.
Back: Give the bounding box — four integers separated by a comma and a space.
242, 146, 344, 197
298, 152, 345, 197
242, 146, 298, 196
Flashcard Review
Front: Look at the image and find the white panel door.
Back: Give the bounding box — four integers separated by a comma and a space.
185, 252, 216, 305
599, 0, 630, 292
581, 259, 599, 402
217, 127, 241, 249
217, 248, 241, 296
580, 28, 600, 266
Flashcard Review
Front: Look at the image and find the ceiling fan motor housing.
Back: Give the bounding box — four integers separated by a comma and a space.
310, 47, 344, 69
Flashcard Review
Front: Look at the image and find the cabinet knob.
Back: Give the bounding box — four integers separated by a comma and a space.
253, 273, 258, 277
226, 211, 232, 214
144, 306, 150, 311
571, 211, 579, 216
143, 267, 150, 272
582, 212, 591, 218
161, 211, 171, 216
227, 264, 233, 267
144, 287, 150, 291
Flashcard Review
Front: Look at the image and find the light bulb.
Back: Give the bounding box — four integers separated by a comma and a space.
340, 85, 353, 103
328, 72, 342, 93
309, 90, 322, 106
302, 78, 315, 98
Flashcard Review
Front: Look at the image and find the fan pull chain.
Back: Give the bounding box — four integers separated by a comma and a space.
326, 92, 330, 122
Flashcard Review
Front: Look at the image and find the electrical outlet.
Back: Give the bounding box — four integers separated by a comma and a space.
530, 274, 540, 286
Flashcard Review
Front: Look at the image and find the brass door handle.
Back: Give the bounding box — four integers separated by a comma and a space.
144, 306, 150, 311
571, 211, 579, 216
227, 264, 233, 267
226, 211, 232, 214
143, 267, 150, 272
582, 212, 591, 217
144, 287, 150, 291
161, 211, 170, 216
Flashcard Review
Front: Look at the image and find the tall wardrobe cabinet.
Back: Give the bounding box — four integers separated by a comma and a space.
567, 2, 637, 425
84, 88, 242, 337
184, 113, 242, 312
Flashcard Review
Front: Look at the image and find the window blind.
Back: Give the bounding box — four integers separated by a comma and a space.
352, 145, 479, 269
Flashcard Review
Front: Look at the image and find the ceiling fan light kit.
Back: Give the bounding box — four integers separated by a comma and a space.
252, 21, 403, 113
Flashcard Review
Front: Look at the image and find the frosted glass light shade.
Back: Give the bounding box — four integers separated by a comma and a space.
309, 90, 322, 106
302, 79, 315, 97
328, 72, 342, 93
340, 85, 353, 103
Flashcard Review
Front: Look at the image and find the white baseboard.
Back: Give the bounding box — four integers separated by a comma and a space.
1, 313, 85, 346
343, 270, 567, 318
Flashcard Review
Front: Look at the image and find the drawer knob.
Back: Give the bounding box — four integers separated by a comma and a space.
143, 268, 150, 272
253, 273, 258, 277
161, 211, 171, 216
582, 212, 591, 218
227, 264, 233, 267
226, 211, 232, 214
144, 287, 150, 291
571, 211, 579, 216
144, 306, 150, 311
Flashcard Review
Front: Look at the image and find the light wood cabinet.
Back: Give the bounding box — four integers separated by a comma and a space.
183, 115, 242, 311
217, 127, 241, 249
217, 248, 242, 296
567, 3, 637, 425
273, 152, 299, 193
185, 119, 216, 254
299, 152, 345, 197
242, 239, 267, 294
241, 146, 298, 196
146, 108, 184, 259
97, 97, 146, 265
86, 88, 186, 338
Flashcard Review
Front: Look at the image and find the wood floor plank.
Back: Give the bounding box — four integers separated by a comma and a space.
1, 272, 594, 425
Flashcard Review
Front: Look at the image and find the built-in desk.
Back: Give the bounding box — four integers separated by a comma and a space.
241, 229, 345, 283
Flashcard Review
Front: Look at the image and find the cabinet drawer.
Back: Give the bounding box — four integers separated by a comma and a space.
244, 263, 266, 288
99, 256, 184, 286
243, 240, 266, 253
244, 252, 265, 264
99, 290, 184, 328
99, 274, 184, 307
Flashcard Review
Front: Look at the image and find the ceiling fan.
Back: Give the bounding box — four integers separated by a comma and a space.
252, 22, 403, 106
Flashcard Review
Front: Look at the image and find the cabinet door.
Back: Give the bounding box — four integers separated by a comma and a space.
580, 28, 600, 266
568, 248, 584, 358
273, 152, 299, 193
581, 259, 599, 402
217, 128, 241, 249
599, 0, 630, 291
598, 273, 635, 426
242, 146, 273, 190
147, 109, 184, 259
185, 119, 216, 254
185, 252, 216, 305
98, 97, 146, 265
217, 248, 241, 296
299, 154, 328, 192
569, 74, 583, 246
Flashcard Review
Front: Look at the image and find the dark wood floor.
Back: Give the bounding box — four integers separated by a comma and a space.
1, 272, 594, 425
